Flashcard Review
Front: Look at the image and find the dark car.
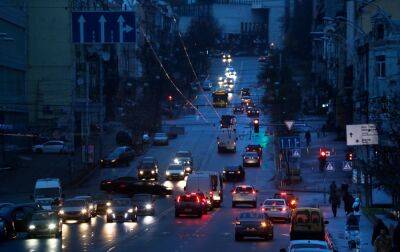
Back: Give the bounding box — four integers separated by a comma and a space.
27, 211, 62, 238
246, 108, 260, 118
243, 152, 261, 167
0, 203, 42, 239
100, 177, 172, 196
258, 56, 267, 62
100, 176, 138, 192
220, 115, 237, 129
194, 192, 208, 213
132, 194, 155, 216
137, 157, 159, 181
58, 198, 91, 223
106, 198, 137, 223
240, 88, 250, 97
234, 212, 273, 241
246, 144, 263, 157
175, 193, 204, 218
100, 146, 135, 168
222, 165, 245, 182
233, 105, 244, 114
273, 192, 298, 210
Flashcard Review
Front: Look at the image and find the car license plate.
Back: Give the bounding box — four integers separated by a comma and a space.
271, 208, 277, 211
184, 208, 192, 212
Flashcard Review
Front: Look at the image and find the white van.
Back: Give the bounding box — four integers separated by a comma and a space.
33, 178, 63, 210
185, 171, 223, 208
217, 129, 237, 153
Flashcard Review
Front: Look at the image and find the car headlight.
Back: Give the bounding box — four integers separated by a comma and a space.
261, 222, 267, 228
223, 170, 226, 173
81, 208, 87, 214
128, 208, 134, 213
173, 158, 179, 164
111, 159, 117, 163
107, 209, 113, 214
185, 167, 191, 171
29, 224, 36, 230
59, 210, 64, 215
48, 223, 56, 230
139, 170, 144, 175
180, 171, 184, 175
89, 204, 93, 210
145, 204, 152, 210
151, 170, 155, 174
106, 202, 111, 207
166, 171, 170, 176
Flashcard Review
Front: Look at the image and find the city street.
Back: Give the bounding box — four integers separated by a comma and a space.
1, 57, 325, 252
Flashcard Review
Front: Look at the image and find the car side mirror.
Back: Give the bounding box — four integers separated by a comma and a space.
324, 220, 329, 224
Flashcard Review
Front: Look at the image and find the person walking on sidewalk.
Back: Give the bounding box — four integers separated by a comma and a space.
352, 197, 361, 223
373, 229, 392, 252
329, 181, 337, 196
393, 221, 400, 251
305, 130, 311, 149
372, 219, 389, 245
330, 191, 340, 218
343, 191, 354, 215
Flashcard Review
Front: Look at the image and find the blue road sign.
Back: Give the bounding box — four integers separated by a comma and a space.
72, 12, 135, 44
279, 136, 301, 149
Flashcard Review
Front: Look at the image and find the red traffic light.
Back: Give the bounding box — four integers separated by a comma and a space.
320, 151, 326, 157
167, 95, 173, 101
253, 119, 259, 125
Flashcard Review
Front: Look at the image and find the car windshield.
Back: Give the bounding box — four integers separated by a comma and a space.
64, 200, 85, 207
225, 166, 239, 171
180, 195, 198, 202
235, 186, 253, 193
113, 199, 131, 207
239, 212, 263, 219
245, 152, 258, 157
264, 200, 285, 206
32, 212, 54, 220
168, 165, 183, 170
175, 152, 190, 157
108, 148, 124, 158
34, 188, 60, 198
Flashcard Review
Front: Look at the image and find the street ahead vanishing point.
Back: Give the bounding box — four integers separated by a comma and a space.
72, 12, 135, 44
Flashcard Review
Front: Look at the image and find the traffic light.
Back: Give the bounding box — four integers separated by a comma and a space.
253, 119, 259, 133
167, 95, 173, 102
346, 151, 354, 161
318, 148, 327, 172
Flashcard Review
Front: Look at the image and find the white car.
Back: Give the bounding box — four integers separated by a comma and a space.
232, 185, 257, 208
165, 164, 185, 181
287, 240, 331, 252
32, 141, 65, 154
153, 133, 169, 145
261, 198, 291, 222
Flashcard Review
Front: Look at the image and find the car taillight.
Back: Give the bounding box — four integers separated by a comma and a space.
261, 207, 265, 212
177, 196, 181, 203
232, 191, 236, 194
106, 181, 112, 184
290, 200, 296, 205
120, 184, 126, 188
196, 196, 200, 203
252, 190, 256, 194
282, 207, 287, 212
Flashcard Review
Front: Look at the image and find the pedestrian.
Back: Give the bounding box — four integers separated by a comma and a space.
374, 229, 392, 252
305, 130, 311, 147
329, 181, 337, 196
372, 218, 389, 245
330, 191, 340, 218
352, 197, 361, 224
393, 221, 400, 251
343, 191, 354, 215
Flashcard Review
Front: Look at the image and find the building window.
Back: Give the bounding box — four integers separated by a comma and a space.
376, 24, 385, 40
375, 55, 386, 77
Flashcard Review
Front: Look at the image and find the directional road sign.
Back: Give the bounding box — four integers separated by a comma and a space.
346, 124, 379, 146
279, 136, 301, 149
72, 12, 135, 44
343, 161, 353, 171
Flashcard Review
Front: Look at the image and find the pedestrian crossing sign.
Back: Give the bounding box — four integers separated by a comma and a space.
292, 149, 301, 158
343, 161, 352, 171
326, 162, 335, 171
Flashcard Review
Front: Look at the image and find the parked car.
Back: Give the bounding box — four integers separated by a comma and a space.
132, 194, 155, 216
32, 141, 65, 154
27, 210, 62, 238
234, 212, 273, 241
222, 165, 245, 182
100, 146, 135, 168
153, 133, 169, 145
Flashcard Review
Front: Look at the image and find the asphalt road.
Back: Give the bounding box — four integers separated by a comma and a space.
1, 57, 325, 252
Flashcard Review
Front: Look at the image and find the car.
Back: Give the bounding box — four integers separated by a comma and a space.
27, 211, 62, 238
273, 192, 298, 210
194, 192, 209, 213
137, 157, 159, 181
106, 198, 137, 223
222, 165, 245, 182
261, 198, 291, 222
285, 240, 331, 252
234, 212, 273, 241
58, 198, 91, 223
240, 88, 250, 97
241, 96, 252, 106
246, 144, 263, 157
74, 196, 97, 217
32, 140, 65, 154
202, 80, 213, 91
173, 151, 193, 174
220, 115, 237, 130
165, 164, 186, 180
185, 171, 223, 208
290, 208, 328, 241
258, 56, 267, 62
247, 107, 260, 117
0, 203, 42, 239
100, 146, 135, 167
233, 105, 244, 114
100, 177, 172, 196
100, 176, 138, 192
232, 185, 257, 208
175, 193, 204, 218
243, 152, 261, 167
132, 194, 155, 216
153, 132, 169, 145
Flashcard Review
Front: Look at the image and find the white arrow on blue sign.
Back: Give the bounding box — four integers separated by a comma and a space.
72, 12, 135, 44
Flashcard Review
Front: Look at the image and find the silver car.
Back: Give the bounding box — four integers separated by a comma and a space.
261, 199, 291, 222
59, 199, 91, 223
232, 185, 257, 208
165, 164, 185, 180
243, 152, 260, 167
